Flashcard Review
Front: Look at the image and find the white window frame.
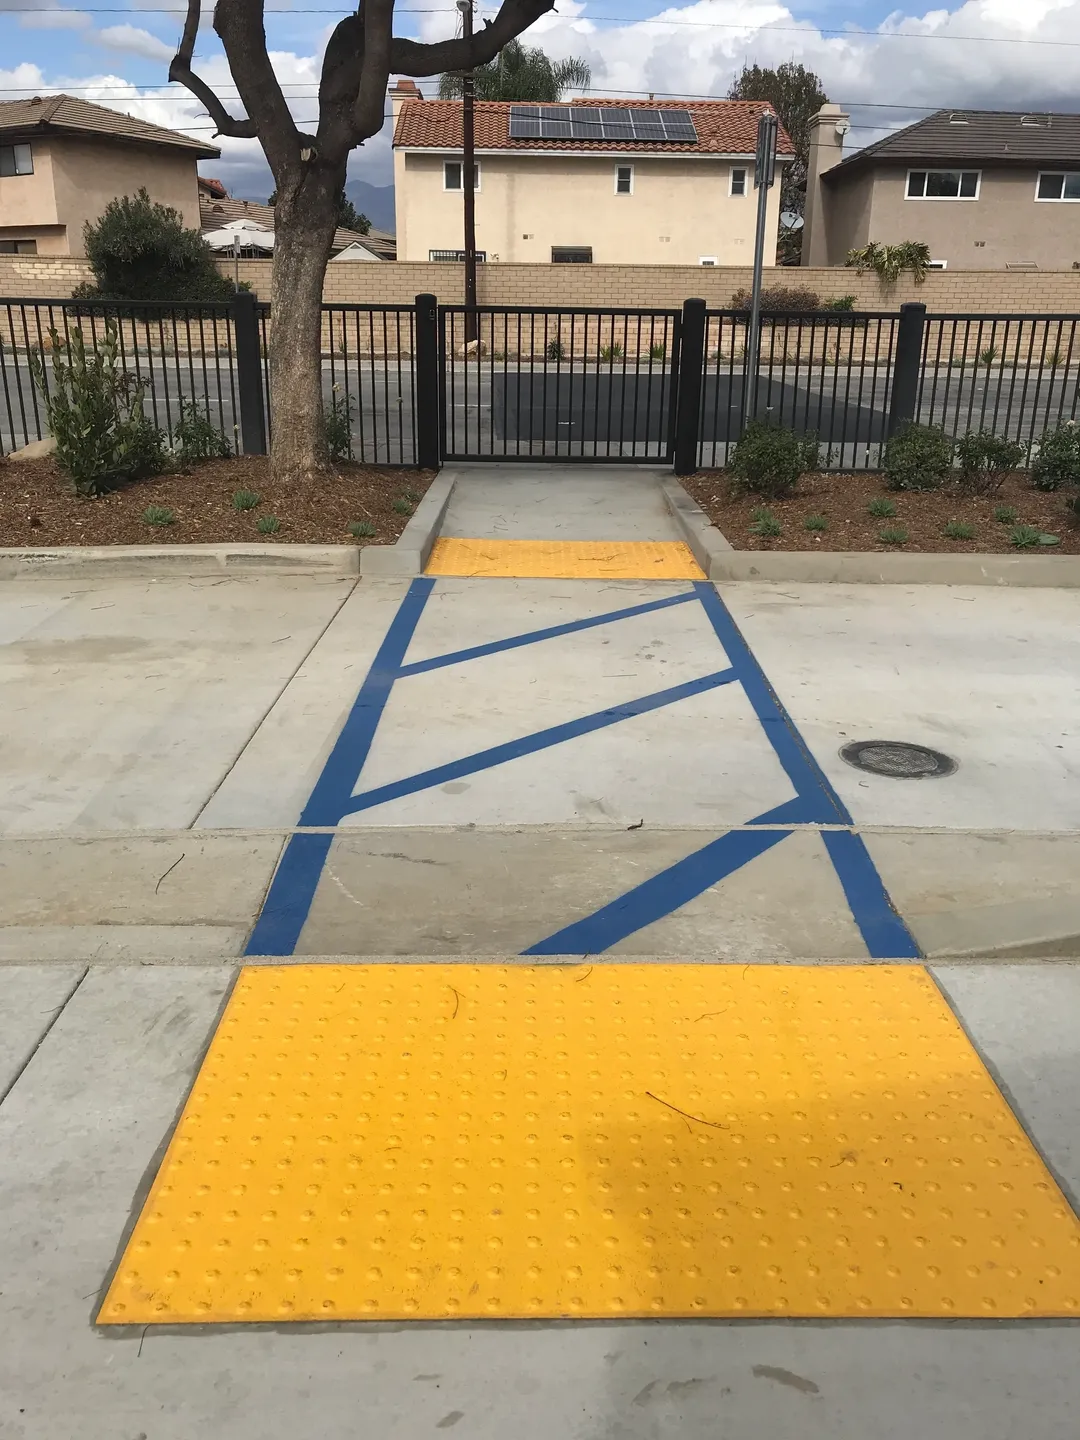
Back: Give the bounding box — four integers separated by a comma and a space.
1035, 171, 1080, 202
443, 159, 480, 192
0, 142, 33, 177
905, 169, 981, 200
614, 163, 634, 195
927, 259, 948, 270
699, 256, 717, 266
729, 165, 747, 197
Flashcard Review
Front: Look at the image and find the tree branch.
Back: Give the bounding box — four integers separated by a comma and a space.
353, 0, 393, 139
215, 0, 308, 171
390, 0, 555, 77
168, 0, 258, 138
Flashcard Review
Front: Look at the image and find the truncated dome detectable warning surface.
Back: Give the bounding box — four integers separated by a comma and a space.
99, 964, 1080, 1324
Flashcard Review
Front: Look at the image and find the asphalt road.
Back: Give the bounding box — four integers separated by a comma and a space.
2, 354, 1077, 466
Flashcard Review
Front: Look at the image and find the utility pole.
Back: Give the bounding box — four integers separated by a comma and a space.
457, 0, 478, 341
744, 109, 778, 427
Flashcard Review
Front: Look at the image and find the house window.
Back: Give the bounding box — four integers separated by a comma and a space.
906, 169, 980, 199
614, 164, 633, 195
730, 166, 747, 197
0, 239, 36, 254
699, 257, 717, 266
443, 160, 480, 191
552, 246, 592, 263
429, 249, 487, 262
1037, 172, 1080, 202
0, 143, 33, 177
927, 260, 948, 270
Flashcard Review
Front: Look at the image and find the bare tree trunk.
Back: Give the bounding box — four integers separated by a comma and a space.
268, 176, 340, 485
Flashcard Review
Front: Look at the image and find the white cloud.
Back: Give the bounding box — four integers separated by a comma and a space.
94, 25, 176, 63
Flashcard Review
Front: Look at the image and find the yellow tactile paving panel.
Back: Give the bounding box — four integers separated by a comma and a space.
424, 538, 705, 579
99, 964, 1080, 1324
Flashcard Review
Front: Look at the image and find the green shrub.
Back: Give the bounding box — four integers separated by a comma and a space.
748, 506, 781, 537
883, 423, 953, 492
868, 496, 896, 518
349, 519, 376, 539
599, 342, 624, 362
172, 400, 230, 463
846, 240, 932, 286
955, 430, 1024, 495
804, 514, 828, 531
73, 188, 233, 304
30, 324, 164, 497
730, 418, 818, 500
1030, 423, 1080, 491
648, 341, 666, 360
325, 391, 353, 462
1009, 524, 1041, 548
994, 504, 1018, 524
878, 525, 909, 545
943, 520, 975, 540
256, 515, 280, 535
546, 338, 566, 362
232, 489, 260, 511
730, 284, 821, 313
142, 504, 174, 526
392, 496, 414, 515
826, 295, 857, 312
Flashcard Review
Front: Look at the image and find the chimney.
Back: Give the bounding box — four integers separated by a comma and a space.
801, 102, 849, 268
389, 77, 423, 124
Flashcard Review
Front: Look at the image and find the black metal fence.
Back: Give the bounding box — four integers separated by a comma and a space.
1, 292, 1077, 472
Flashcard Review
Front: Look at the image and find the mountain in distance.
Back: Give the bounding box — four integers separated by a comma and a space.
346, 179, 395, 234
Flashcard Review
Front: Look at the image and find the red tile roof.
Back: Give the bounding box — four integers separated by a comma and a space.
0, 93, 219, 158
393, 98, 793, 156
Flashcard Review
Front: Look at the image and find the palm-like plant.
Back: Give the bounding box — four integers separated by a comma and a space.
439, 39, 591, 101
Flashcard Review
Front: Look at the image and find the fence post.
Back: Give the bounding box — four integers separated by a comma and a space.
673, 297, 706, 475
887, 301, 926, 438
414, 292, 441, 470
231, 289, 266, 455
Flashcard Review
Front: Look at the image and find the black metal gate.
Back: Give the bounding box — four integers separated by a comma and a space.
437, 303, 681, 463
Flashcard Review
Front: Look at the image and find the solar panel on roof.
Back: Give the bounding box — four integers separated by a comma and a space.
507, 105, 698, 143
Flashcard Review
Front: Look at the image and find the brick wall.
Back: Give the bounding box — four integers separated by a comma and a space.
3, 253, 1080, 313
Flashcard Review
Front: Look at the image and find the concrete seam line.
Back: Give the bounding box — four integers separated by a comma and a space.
0, 964, 88, 1109
709, 550, 1080, 586
190, 577, 360, 830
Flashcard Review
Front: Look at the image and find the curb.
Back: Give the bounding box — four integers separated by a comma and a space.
663, 476, 1080, 586
359, 470, 457, 577
0, 543, 360, 579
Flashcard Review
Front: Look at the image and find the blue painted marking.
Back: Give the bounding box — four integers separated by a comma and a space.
524, 797, 813, 956
341, 668, 738, 819
300, 576, 435, 826
398, 590, 697, 677
693, 581, 851, 823
822, 829, 921, 959
244, 577, 434, 956
245, 831, 334, 957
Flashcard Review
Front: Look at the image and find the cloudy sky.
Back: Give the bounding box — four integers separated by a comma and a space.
1, 0, 1078, 201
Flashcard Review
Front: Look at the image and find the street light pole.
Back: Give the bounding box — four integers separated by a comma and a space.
458, 0, 478, 341
744, 109, 778, 427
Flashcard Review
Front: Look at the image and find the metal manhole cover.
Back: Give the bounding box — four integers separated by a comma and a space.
839, 740, 958, 779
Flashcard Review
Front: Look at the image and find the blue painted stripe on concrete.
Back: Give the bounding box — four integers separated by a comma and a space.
245, 578, 435, 957
822, 828, 922, 959
245, 832, 334, 957
693, 581, 852, 824
341, 667, 739, 819
523, 796, 815, 956
300, 577, 435, 827
398, 590, 697, 678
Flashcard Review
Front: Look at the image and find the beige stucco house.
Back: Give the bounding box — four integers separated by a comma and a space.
803, 105, 1080, 272
390, 82, 792, 267
0, 94, 218, 257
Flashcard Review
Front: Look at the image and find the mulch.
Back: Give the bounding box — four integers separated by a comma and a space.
681, 469, 1080, 553
0, 456, 435, 547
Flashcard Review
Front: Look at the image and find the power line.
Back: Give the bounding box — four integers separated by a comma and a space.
0, 5, 1076, 48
